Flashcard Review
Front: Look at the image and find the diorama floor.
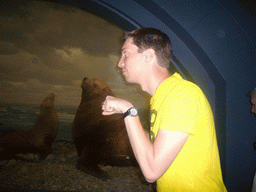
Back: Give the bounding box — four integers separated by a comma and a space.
0, 140, 156, 192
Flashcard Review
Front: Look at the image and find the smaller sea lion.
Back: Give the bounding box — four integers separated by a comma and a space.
0, 93, 59, 160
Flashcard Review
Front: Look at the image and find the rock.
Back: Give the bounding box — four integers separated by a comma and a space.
8, 159, 16, 165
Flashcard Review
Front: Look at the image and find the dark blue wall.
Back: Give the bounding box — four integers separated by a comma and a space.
46, 0, 256, 191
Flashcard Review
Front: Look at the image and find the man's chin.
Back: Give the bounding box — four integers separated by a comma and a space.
123, 75, 130, 82
124, 77, 136, 84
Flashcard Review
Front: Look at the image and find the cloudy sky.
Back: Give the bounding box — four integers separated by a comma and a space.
0, 1, 150, 108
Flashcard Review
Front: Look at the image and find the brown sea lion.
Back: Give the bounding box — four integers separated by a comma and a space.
0, 93, 59, 160
72, 77, 137, 180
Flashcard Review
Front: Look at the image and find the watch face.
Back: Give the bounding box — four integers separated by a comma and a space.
122, 107, 138, 119
130, 108, 138, 116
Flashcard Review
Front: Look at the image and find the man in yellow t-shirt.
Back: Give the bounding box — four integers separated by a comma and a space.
150, 72, 226, 191
102, 28, 227, 191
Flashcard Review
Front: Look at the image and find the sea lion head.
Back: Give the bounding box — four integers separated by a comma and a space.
81, 77, 114, 101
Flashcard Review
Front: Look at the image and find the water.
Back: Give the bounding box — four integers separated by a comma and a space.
0, 103, 77, 141
0, 103, 150, 142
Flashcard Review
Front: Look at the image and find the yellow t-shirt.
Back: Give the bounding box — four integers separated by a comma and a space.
150, 73, 227, 192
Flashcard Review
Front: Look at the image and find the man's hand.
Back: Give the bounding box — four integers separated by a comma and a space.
102, 96, 133, 116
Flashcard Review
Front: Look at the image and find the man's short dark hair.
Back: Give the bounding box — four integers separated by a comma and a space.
123, 28, 173, 68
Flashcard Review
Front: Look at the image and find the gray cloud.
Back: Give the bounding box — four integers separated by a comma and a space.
0, 1, 122, 57
0, 1, 150, 108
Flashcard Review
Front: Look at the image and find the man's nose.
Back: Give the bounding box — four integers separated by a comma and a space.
118, 56, 124, 68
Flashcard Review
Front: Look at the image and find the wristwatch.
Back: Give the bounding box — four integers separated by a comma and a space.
122, 107, 138, 119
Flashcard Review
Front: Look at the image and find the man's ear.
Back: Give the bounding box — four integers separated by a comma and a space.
144, 48, 156, 63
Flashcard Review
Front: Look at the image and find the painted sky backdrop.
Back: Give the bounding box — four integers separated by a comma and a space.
0, 1, 150, 108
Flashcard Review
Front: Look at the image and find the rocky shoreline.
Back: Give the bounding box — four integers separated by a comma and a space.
0, 140, 156, 192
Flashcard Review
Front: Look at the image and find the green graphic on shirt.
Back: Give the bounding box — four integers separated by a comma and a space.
150, 109, 157, 142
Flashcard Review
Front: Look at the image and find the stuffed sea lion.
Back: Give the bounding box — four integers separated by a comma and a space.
72, 77, 136, 180
0, 93, 59, 160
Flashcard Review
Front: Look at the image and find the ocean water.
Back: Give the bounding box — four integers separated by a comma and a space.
0, 103, 150, 142
0, 103, 77, 141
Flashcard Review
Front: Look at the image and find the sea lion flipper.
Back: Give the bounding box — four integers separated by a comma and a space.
76, 162, 110, 181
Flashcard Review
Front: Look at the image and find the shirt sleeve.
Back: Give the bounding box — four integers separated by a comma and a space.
159, 85, 200, 135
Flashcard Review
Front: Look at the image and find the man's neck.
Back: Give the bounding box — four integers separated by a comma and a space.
140, 70, 170, 96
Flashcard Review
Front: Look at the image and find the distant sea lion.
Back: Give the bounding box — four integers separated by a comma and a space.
0, 93, 59, 160
72, 77, 136, 180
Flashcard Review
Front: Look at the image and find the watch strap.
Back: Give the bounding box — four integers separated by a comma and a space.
122, 107, 137, 119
